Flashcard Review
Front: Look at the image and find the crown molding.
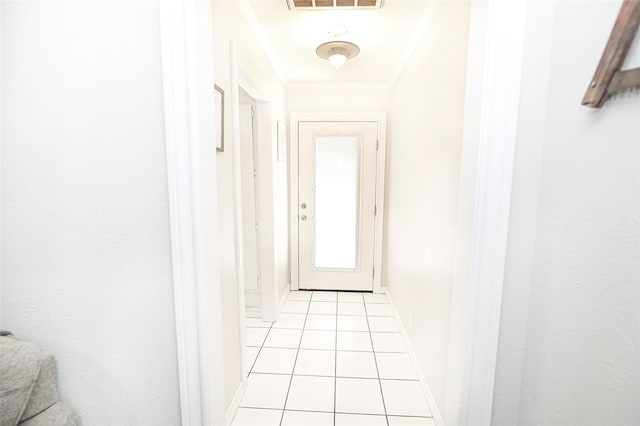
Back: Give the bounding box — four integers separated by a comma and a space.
389, 0, 445, 87
232, 0, 444, 90
232, 0, 289, 85
286, 81, 393, 91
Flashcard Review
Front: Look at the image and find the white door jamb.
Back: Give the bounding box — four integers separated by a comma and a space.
159, 0, 226, 424
455, 1, 528, 425
229, 41, 249, 385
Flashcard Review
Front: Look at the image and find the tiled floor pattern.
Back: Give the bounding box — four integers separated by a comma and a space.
233, 291, 435, 426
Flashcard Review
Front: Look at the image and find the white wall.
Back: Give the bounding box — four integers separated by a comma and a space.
212, 0, 287, 410
493, 2, 640, 425
383, 0, 470, 417
286, 86, 391, 115
1, 2, 180, 424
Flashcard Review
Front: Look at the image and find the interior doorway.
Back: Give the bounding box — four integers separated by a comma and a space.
239, 90, 262, 317
290, 113, 387, 293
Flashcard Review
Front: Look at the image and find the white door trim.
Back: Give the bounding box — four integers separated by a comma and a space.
253, 100, 279, 321
229, 42, 249, 385
455, 1, 528, 425
159, 0, 225, 424
289, 112, 387, 293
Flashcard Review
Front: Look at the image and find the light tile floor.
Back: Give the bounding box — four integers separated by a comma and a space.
232, 291, 436, 426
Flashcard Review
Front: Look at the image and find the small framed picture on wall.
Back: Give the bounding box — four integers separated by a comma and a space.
215, 84, 224, 152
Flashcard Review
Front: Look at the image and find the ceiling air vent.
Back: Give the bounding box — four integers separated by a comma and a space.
287, 0, 382, 10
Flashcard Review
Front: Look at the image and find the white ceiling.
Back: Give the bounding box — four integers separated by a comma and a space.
238, 0, 440, 86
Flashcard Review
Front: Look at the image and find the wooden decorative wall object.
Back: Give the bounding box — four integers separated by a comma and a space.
582, 0, 640, 108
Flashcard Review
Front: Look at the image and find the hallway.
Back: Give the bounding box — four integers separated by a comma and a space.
2, 1, 639, 424
233, 291, 434, 426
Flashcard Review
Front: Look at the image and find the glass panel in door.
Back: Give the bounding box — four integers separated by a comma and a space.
313, 136, 361, 269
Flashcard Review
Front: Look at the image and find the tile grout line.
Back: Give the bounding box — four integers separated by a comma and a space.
363, 295, 390, 426
246, 371, 420, 381
237, 405, 434, 419
238, 406, 433, 419
279, 292, 312, 426
257, 327, 401, 333
248, 322, 275, 377
252, 346, 406, 353
235, 321, 274, 425
282, 312, 394, 318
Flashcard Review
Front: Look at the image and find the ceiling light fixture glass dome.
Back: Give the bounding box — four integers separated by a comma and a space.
329, 53, 347, 69
316, 41, 360, 70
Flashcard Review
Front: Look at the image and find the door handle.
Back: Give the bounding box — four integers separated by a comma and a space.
300, 215, 307, 221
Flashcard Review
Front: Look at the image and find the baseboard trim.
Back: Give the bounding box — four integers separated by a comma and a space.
225, 380, 246, 425
383, 286, 445, 426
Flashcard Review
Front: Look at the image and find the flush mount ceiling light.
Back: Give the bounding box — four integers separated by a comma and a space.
316, 41, 360, 69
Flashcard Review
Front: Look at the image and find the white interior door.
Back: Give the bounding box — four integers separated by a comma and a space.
298, 121, 378, 291
240, 104, 261, 304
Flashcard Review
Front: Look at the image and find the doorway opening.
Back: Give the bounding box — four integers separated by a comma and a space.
239, 89, 262, 318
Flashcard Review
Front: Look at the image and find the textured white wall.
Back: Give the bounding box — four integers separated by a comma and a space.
1, 2, 180, 425
383, 0, 470, 415
494, 2, 640, 425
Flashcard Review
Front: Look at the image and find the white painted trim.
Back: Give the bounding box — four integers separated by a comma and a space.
456, 1, 528, 425
488, 2, 554, 424
159, 2, 203, 424
389, 0, 445, 87
239, 68, 272, 102
289, 116, 300, 291
444, 2, 488, 424
383, 287, 444, 426
230, 41, 250, 386
372, 116, 387, 294
232, 0, 287, 85
159, 0, 225, 424
289, 112, 387, 293
287, 82, 392, 91
225, 381, 247, 426
255, 100, 278, 321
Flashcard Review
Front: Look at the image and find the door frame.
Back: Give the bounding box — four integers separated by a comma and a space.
237, 98, 262, 318
289, 113, 387, 293
158, 0, 225, 424
445, 1, 528, 425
